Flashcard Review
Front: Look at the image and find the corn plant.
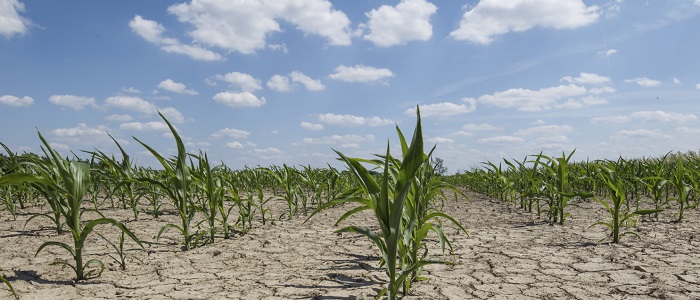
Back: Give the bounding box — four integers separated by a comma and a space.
2, 131, 143, 280
0, 275, 17, 300
534, 150, 593, 225
134, 112, 198, 250
266, 164, 301, 220
96, 231, 143, 271
309, 108, 457, 299
86, 134, 142, 220
591, 161, 662, 243
667, 159, 694, 222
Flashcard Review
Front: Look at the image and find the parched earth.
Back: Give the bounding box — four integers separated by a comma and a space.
1, 191, 699, 299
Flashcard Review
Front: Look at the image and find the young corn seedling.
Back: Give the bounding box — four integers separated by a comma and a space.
134, 112, 199, 250
591, 161, 662, 243
2, 131, 143, 280
308, 108, 454, 299
96, 231, 144, 271
534, 150, 593, 225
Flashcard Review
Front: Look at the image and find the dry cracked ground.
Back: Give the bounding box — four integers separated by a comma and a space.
1, 191, 699, 299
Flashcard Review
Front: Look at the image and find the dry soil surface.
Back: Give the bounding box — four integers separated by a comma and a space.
1, 192, 699, 299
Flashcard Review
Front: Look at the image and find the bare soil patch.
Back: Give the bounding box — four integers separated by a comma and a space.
1, 192, 699, 299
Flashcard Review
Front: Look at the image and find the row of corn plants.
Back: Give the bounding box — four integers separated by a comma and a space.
452, 149, 700, 243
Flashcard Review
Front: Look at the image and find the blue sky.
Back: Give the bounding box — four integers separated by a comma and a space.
1, 0, 699, 172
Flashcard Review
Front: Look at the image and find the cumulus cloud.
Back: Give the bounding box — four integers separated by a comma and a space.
362, 0, 437, 47
560, 72, 610, 85
427, 137, 454, 144
612, 129, 673, 140
106, 114, 133, 122
300, 134, 374, 146
462, 123, 502, 131
514, 124, 573, 136
592, 111, 697, 124
213, 72, 262, 92
301, 122, 324, 131
404, 98, 477, 118
119, 121, 170, 131
158, 79, 198, 95
225, 141, 244, 149
211, 128, 251, 139
0, 0, 30, 37
49, 95, 97, 110
52, 123, 110, 138
129, 15, 223, 61
478, 84, 587, 112
317, 113, 394, 126
0, 95, 33, 107
268, 71, 325, 92
450, 0, 599, 44
329, 65, 394, 84
166, 0, 352, 55
289, 71, 325, 91
104, 96, 185, 123
624, 77, 662, 87
477, 136, 524, 144
213, 92, 266, 108
122, 87, 142, 94
266, 75, 291, 92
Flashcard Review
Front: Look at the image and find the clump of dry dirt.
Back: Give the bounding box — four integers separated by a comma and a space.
1, 192, 699, 299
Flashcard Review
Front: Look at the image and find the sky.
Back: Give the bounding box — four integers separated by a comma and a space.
1, 0, 699, 173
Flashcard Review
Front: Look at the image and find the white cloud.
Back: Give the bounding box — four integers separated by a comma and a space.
514, 124, 573, 136
612, 129, 673, 140
560, 72, 610, 85
624, 77, 662, 87
604, 49, 618, 56
289, 71, 325, 91
49, 143, 70, 151
120, 121, 170, 131
329, 64, 394, 84
52, 123, 109, 138
300, 134, 374, 145
267, 75, 291, 92
214, 72, 262, 92
213, 92, 266, 108
317, 113, 394, 126
104, 96, 185, 123
0, 0, 30, 37
225, 141, 244, 149
672, 77, 682, 84
405, 98, 477, 118
631, 111, 697, 123
592, 111, 697, 124
362, 0, 437, 47
122, 87, 142, 94
450, 0, 599, 44
427, 137, 455, 144
253, 147, 282, 154
106, 114, 133, 122
301, 122, 324, 131
588, 86, 615, 95
676, 127, 700, 134
462, 123, 502, 131
49, 95, 97, 110
268, 72, 325, 92
478, 84, 587, 112
211, 128, 251, 139
695, 83, 700, 90
158, 79, 198, 95
166, 0, 352, 55
129, 15, 223, 61
477, 136, 525, 144
0, 95, 33, 107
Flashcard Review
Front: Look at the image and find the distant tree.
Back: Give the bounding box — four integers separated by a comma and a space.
431, 157, 448, 176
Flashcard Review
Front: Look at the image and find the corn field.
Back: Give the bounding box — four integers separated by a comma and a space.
1, 110, 699, 299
